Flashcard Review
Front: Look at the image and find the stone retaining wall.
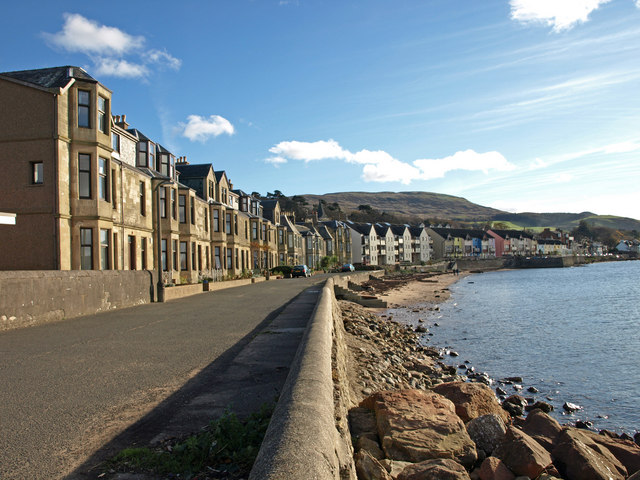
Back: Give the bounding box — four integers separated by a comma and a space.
0, 270, 155, 331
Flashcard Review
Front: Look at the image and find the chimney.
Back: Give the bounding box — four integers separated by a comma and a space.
177, 156, 189, 165
114, 114, 129, 130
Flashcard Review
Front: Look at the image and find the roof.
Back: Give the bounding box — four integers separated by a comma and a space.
214, 170, 227, 182
408, 226, 426, 236
175, 163, 213, 178
391, 225, 408, 236
348, 223, 374, 235
0, 66, 97, 91
490, 229, 535, 240
429, 227, 487, 240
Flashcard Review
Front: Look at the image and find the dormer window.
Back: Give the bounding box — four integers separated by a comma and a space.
78, 90, 90, 128
137, 142, 147, 167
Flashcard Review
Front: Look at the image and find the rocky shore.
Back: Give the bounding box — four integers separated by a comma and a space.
340, 273, 640, 480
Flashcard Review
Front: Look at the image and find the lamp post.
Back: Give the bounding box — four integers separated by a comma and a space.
154, 178, 173, 302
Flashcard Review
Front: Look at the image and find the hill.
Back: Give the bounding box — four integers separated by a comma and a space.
299, 191, 640, 232
301, 191, 503, 221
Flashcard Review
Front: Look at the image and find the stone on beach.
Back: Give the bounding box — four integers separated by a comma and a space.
574, 428, 640, 476
466, 414, 507, 456
521, 409, 562, 452
360, 389, 478, 468
433, 381, 511, 425
396, 458, 471, 480
354, 450, 392, 480
493, 426, 553, 479
478, 456, 515, 480
551, 427, 628, 480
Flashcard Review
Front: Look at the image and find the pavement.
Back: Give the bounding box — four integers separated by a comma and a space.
0, 274, 328, 480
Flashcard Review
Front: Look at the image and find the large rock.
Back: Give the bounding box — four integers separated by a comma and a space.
355, 450, 392, 480
434, 381, 511, 425
361, 389, 477, 468
466, 414, 507, 455
552, 428, 627, 480
478, 457, 515, 480
522, 409, 562, 452
493, 426, 553, 478
584, 430, 640, 475
396, 458, 471, 480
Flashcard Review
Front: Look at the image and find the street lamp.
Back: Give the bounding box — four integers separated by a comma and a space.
154, 178, 173, 302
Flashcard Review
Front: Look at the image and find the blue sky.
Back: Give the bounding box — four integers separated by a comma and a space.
2, 0, 640, 220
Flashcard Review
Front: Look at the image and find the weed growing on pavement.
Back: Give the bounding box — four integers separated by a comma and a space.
108, 403, 274, 479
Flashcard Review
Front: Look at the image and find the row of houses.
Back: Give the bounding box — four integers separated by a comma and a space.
0, 65, 357, 282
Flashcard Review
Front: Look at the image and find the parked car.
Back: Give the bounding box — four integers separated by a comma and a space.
292, 265, 311, 278
341, 263, 355, 272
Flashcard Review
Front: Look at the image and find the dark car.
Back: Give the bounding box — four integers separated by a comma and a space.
292, 265, 311, 278
341, 263, 355, 272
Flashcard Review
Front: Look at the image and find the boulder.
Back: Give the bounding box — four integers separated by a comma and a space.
349, 406, 378, 440
502, 395, 527, 418
357, 435, 385, 460
522, 409, 562, 452
581, 429, 640, 475
361, 389, 477, 468
478, 457, 515, 480
466, 414, 507, 455
552, 427, 627, 480
433, 381, 511, 425
355, 450, 392, 480
525, 401, 553, 413
493, 426, 553, 479
396, 458, 471, 480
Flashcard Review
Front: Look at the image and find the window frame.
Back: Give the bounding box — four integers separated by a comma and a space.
98, 157, 109, 201
79, 154, 92, 199
80, 227, 93, 270
31, 162, 43, 185
78, 89, 90, 128
179, 194, 186, 223
98, 96, 108, 134
100, 228, 110, 270
139, 181, 146, 216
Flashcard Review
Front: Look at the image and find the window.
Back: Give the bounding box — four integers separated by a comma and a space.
198, 245, 202, 270
172, 240, 178, 270
100, 229, 110, 270
278, 230, 284, 245
226, 248, 232, 269
98, 96, 107, 133
234, 216, 238, 235
222, 187, 227, 205
214, 246, 221, 269
141, 238, 147, 270
113, 233, 119, 269
32, 162, 43, 185
161, 239, 168, 271
78, 90, 90, 128
235, 249, 239, 269
190, 199, 195, 225
204, 209, 209, 232
111, 170, 117, 208
206, 246, 210, 269
171, 190, 177, 219
191, 242, 196, 270
139, 181, 146, 216
208, 181, 214, 200
137, 142, 147, 167
160, 187, 167, 218
252, 223, 258, 240
111, 133, 120, 153
128, 236, 136, 270
261, 224, 266, 241
225, 213, 231, 234
98, 157, 108, 201
213, 210, 219, 232
180, 241, 187, 270
79, 154, 91, 199
148, 142, 155, 170
179, 195, 186, 223
80, 228, 93, 270
160, 154, 170, 176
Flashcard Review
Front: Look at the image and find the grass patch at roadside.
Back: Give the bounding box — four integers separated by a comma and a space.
107, 403, 274, 479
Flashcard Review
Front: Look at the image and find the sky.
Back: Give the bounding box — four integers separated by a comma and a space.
2, 0, 640, 220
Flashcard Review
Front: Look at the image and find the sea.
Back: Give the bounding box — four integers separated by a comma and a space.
389, 260, 640, 434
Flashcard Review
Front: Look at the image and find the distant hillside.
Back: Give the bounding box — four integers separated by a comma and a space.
302, 191, 503, 221
299, 191, 640, 232
492, 212, 640, 231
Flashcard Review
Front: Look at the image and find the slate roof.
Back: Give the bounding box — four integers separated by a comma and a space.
175, 163, 213, 178
214, 171, 227, 182
490, 229, 535, 240
429, 227, 487, 240
0, 66, 97, 91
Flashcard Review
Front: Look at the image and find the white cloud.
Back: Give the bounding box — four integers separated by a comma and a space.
269, 139, 350, 162
265, 156, 288, 166
145, 49, 182, 70
267, 139, 512, 185
43, 14, 181, 79
510, 0, 612, 31
180, 115, 235, 142
93, 58, 149, 79
413, 150, 515, 180
43, 13, 144, 55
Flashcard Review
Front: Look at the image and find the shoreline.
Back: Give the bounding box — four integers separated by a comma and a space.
341, 270, 640, 479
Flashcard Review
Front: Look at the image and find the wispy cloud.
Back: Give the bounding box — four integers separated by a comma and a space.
180, 115, 235, 142
42, 13, 181, 78
266, 139, 515, 185
510, 0, 613, 31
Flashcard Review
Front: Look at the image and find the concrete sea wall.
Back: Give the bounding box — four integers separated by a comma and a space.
0, 270, 155, 331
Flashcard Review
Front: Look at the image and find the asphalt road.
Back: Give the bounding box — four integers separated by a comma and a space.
0, 275, 327, 480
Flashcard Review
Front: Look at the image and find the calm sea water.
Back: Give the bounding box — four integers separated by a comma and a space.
391, 260, 640, 434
